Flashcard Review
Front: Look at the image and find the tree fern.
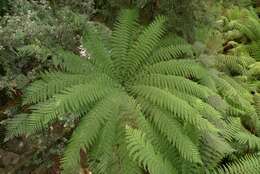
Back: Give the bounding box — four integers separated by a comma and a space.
6, 9, 260, 174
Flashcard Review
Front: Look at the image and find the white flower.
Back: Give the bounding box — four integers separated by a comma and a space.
78, 44, 88, 58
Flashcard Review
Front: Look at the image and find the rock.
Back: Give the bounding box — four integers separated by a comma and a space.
0, 168, 5, 173
0, 149, 20, 166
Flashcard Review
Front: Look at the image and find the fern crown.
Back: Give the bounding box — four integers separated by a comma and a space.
7, 9, 260, 174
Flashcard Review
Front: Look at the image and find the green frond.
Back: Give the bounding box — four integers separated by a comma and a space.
137, 114, 183, 171
135, 73, 211, 100
206, 94, 230, 114
228, 20, 256, 41
257, 121, 260, 138
6, 114, 30, 139
124, 15, 167, 80
181, 161, 204, 174
221, 75, 253, 102
200, 133, 234, 169
170, 91, 225, 127
61, 94, 123, 174
117, 140, 143, 174
131, 85, 217, 132
227, 105, 247, 117
23, 72, 89, 105
117, 116, 144, 174
227, 43, 249, 57
111, 9, 139, 81
147, 44, 193, 65
222, 117, 243, 142
58, 50, 94, 74
214, 75, 254, 113
159, 34, 189, 47
216, 54, 254, 75
247, 41, 260, 61
141, 102, 202, 163
225, 30, 243, 41
83, 25, 113, 75
243, 17, 260, 40
254, 94, 260, 117
178, 124, 203, 174
144, 59, 216, 89
89, 112, 120, 174
248, 62, 260, 80
214, 155, 260, 174
16, 77, 118, 135
236, 131, 260, 149
125, 126, 177, 174
17, 44, 51, 62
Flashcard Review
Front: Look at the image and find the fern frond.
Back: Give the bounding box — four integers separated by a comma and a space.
235, 130, 260, 150
222, 75, 253, 102
170, 90, 225, 127
200, 133, 234, 169
216, 54, 254, 75
131, 85, 217, 132
135, 73, 211, 100
125, 126, 177, 174
23, 72, 89, 105
254, 94, 260, 117
6, 114, 30, 139
248, 62, 260, 79
222, 117, 243, 142
181, 161, 204, 174
61, 93, 123, 173
58, 50, 94, 74
228, 20, 256, 41
111, 9, 139, 81
214, 155, 260, 174
144, 59, 216, 89
137, 114, 183, 172
247, 41, 260, 61
116, 139, 143, 174
147, 44, 193, 65
89, 110, 121, 174
159, 34, 188, 47
83, 25, 113, 75
17, 77, 117, 135
125, 15, 167, 80
141, 101, 202, 163
226, 105, 246, 117
214, 75, 254, 113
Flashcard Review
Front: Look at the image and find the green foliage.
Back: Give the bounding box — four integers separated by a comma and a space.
222, 0, 253, 7
49, 0, 95, 15
214, 155, 260, 174
6, 8, 260, 174
222, 7, 260, 61
94, 0, 221, 42
0, 0, 90, 98
0, 0, 10, 16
